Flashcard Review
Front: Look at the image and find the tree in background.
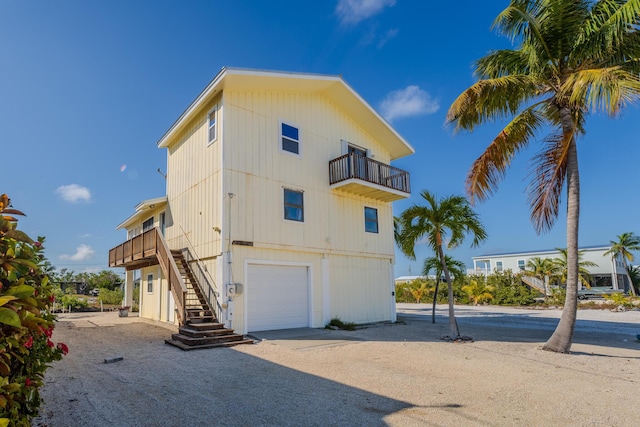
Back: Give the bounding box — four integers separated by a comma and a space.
553, 248, 597, 289
396, 190, 486, 340
524, 257, 558, 296
604, 232, 640, 295
447, 0, 640, 353
422, 255, 466, 323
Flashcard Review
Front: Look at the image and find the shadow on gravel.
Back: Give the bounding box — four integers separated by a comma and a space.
35, 322, 430, 427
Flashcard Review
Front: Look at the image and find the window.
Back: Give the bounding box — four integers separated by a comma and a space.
495, 261, 503, 272
208, 108, 217, 144
364, 207, 378, 233
281, 123, 300, 155
518, 259, 525, 271
146, 274, 154, 293
142, 217, 154, 232
284, 189, 304, 222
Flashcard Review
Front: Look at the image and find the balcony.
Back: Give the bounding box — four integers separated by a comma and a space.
329, 153, 410, 202
108, 228, 161, 270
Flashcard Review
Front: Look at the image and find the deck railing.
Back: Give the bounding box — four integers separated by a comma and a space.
329, 153, 410, 194
108, 227, 188, 324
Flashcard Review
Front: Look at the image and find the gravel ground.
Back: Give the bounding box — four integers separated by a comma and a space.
32, 304, 640, 427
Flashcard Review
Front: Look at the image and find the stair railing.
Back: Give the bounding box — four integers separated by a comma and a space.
520, 274, 547, 294
154, 227, 188, 324
178, 224, 223, 322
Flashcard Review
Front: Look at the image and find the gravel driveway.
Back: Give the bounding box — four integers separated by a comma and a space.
33, 304, 640, 426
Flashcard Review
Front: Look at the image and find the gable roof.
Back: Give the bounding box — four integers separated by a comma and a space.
156, 67, 415, 160
115, 196, 167, 230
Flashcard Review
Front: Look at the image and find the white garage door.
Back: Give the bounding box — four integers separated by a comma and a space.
247, 264, 309, 332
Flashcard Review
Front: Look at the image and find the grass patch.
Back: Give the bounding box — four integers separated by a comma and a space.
326, 317, 357, 331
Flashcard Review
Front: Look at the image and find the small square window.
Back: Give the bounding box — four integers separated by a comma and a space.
147, 274, 154, 293
364, 207, 378, 233
518, 259, 525, 271
208, 109, 217, 144
495, 261, 503, 272
281, 123, 299, 155
284, 189, 304, 222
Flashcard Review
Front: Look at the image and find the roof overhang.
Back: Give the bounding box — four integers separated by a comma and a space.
156, 67, 415, 160
116, 196, 167, 230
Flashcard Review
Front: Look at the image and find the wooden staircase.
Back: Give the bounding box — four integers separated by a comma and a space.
165, 250, 253, 350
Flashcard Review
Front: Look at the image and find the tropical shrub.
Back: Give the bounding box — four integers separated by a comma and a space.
97, 287, 124, 305
548, 287, 566, 306
58, 294, 88, 310
462, 279, 495, 305
603, 292, 635, 309
0, 195, 67, 425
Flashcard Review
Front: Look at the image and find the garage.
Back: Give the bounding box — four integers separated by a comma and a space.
246, 264, 310, 332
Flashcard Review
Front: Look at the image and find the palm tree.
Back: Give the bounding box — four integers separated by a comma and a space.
462, 279, 495, 306
604, 232, 640, 295
553, 248, 597, 289
396, 190, 486, 339
422, 255, 466, 324
524, 257, 557, 296
446, 0, 640, 353
627, 265, 640, 295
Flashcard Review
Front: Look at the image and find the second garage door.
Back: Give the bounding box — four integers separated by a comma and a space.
246, 264, 309, 332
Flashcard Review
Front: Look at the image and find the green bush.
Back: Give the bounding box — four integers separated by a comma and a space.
548, 287, 566, 306
0, 194, 67, 425
97, 287, 124, 305
58, 294, 88, 309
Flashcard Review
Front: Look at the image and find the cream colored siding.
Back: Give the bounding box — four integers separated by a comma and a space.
165, 95, 224, 260
127, 72, 412, 332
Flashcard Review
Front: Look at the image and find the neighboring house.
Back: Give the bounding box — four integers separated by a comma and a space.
109, 67, 414, 339
469, 246, 630, 291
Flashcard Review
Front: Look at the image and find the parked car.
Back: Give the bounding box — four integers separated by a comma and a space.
89, 289, 100, 296
578, 287, 623, 300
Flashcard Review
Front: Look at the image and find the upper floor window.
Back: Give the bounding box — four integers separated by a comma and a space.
284, 188, 304, 222
208, 108, 217, 144
364, 207, 378, 233
495, 261, 503, 272
142, 217, 154, 232
281, 123, 300, 155
518, 259, 525, 271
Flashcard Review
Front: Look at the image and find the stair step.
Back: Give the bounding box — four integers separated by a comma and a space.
165, 338, 254, 351
179, 326, 235, 338
186, 322, 225, 331
170, 332, 248, 346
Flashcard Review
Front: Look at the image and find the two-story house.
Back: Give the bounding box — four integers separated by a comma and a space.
108, 68, 414, 346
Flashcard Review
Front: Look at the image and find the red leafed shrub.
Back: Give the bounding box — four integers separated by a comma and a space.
0, 194, 67, 425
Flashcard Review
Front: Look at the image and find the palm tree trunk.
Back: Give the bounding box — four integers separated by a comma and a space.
543, 127, 580, 353
438, 243, 460, 338
432, 278, 440, 324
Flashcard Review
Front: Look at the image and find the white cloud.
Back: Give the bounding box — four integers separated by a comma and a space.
336, 0, 396, 25
377, 28, 398, 48
79, 233, 92, 238
60, 244, 95, 261
379, 85, 440, 123
56, 184, 91, 203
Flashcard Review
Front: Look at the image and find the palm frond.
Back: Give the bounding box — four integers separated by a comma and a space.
465, 104, 545, 203
526, 131, 571, 233
562, 67, 640, 115
447, 75, 542, 132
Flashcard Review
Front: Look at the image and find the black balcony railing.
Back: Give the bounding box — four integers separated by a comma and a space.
329, 153, 410, 194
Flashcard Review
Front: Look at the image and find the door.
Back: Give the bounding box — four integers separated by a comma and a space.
247, 264, 309, 332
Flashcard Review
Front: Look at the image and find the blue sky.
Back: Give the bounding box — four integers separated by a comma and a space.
3, 0, 639, 277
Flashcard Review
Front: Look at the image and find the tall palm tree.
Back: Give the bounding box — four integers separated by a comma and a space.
604, 232, 640, 295
553, 248, 597, 288
396, 190, 486, 339
422, 255, 466, 324
524, 256, 557, 295
446, 0, 640, 353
